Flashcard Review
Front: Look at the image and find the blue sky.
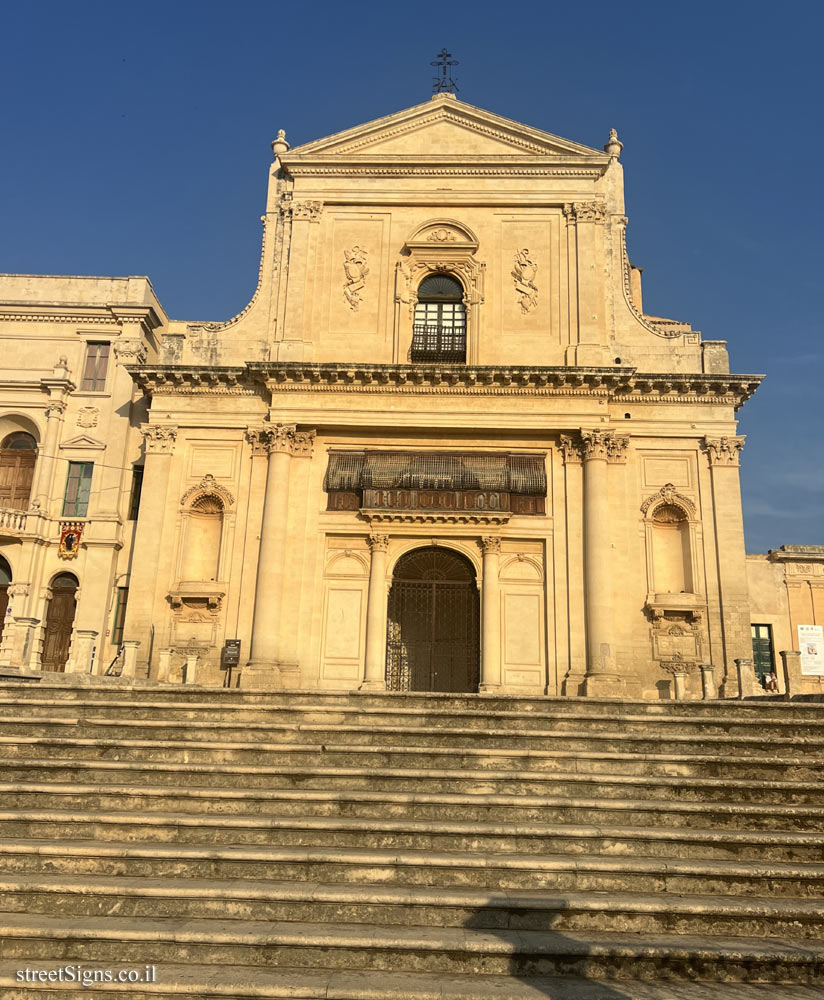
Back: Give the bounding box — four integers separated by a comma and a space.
1, 0, 821, 552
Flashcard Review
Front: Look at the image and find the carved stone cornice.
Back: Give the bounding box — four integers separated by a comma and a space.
141, 425, 177, 454
480, 536, 502, 555
127, 364, 764, 409
641, 483, 697, 519
579, 430, 629, 463
113, 339, 147, 364
704, 436, 746, 467
367, 533, 390, 553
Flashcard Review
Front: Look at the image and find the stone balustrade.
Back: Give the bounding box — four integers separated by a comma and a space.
0, 507, 27, 532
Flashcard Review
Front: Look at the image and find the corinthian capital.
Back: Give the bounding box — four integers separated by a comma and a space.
481, 536, 502, 555
290, 200, 323, 222
704, 436, 745, 467
580, 430, 629, 463
141, 424, 177, 453
368, 533, 390, 553
254, 424, 316, 457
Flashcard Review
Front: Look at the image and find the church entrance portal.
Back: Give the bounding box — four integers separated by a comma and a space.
386, 547, 480, 693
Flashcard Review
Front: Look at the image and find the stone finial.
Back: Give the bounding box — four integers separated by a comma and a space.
54, 356, 70, 378
271, 129, 290, 158
604, 128, 623, 159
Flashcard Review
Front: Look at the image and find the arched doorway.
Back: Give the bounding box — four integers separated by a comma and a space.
41, 573, 78, 672
386, 546, 479, 692
0, 432, 38, 509
0, 555, 11, 647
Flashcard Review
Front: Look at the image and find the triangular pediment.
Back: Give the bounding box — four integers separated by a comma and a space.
285, 95, 606, 162
59, 434, 106, 451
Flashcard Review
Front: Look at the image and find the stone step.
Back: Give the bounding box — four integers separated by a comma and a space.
4, 681, 814, 718
2, 716, 821, 754
3, 875, 822, 938
3, 757, 821, 804
3, 839, 820, 895
2, 782, 821, 832
3, 736, 821, 780
3, 697, 824, 736
2, 913, 822, 983
1, 809, 821, 861
3, 964, 824, 1000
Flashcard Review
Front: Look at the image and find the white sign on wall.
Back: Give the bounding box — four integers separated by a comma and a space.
798, 624, 824, 676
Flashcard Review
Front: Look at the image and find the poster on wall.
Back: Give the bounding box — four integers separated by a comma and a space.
798, 624, 824, 675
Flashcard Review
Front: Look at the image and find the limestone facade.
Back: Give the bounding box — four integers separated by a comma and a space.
0, 94, 787, 698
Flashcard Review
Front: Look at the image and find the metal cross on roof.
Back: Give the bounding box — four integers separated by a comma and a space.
431, 48, 459, 94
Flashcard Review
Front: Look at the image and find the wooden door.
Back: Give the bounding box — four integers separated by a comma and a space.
41, 576, 78, 672
0, 433, 37, 510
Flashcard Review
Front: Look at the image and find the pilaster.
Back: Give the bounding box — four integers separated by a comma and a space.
361, 533, 390, 691
480, 535, 502, 692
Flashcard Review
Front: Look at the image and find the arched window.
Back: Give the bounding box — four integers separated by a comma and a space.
412, 274, 466, 362
0, 432, 38, 510
651, 503, 693, 594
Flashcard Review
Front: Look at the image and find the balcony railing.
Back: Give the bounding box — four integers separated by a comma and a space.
0, 507, 28, 533
411, 323, 466, 363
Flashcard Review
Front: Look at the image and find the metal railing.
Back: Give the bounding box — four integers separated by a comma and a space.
411, 323, 466, 363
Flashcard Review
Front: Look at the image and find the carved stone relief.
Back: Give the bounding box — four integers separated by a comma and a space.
343, 246, 369, 311
75, 406, 99, 429
512, 249, 538, 313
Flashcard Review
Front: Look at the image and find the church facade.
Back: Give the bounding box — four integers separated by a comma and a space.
2, 94, 785, 698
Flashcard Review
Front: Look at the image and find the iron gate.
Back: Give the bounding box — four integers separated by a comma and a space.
385, 548, 480, 692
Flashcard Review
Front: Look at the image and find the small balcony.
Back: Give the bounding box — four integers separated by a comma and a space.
411, 323, 466, 364
0, 507, 28, 536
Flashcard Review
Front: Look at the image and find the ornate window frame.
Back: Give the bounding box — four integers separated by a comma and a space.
393, 219, 485, 365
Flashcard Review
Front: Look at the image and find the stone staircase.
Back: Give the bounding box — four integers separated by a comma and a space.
0, 682, 823, 999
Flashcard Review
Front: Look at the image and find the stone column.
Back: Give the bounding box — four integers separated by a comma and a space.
245, 425, 315, 687
361, 533, 389, 691
580, 431, 628, 697
32, 400, 67, 511
120, 639, 141, 679
735, 657, 758, 699
120, 425, 177, 673
156, 647, 174, 684
65, 629, 98, 674
779, 650, 803, 700
480, 536, 502, 693
700, 664, 718, 699
0, 616, 38, 669
705, 436, 751, 697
